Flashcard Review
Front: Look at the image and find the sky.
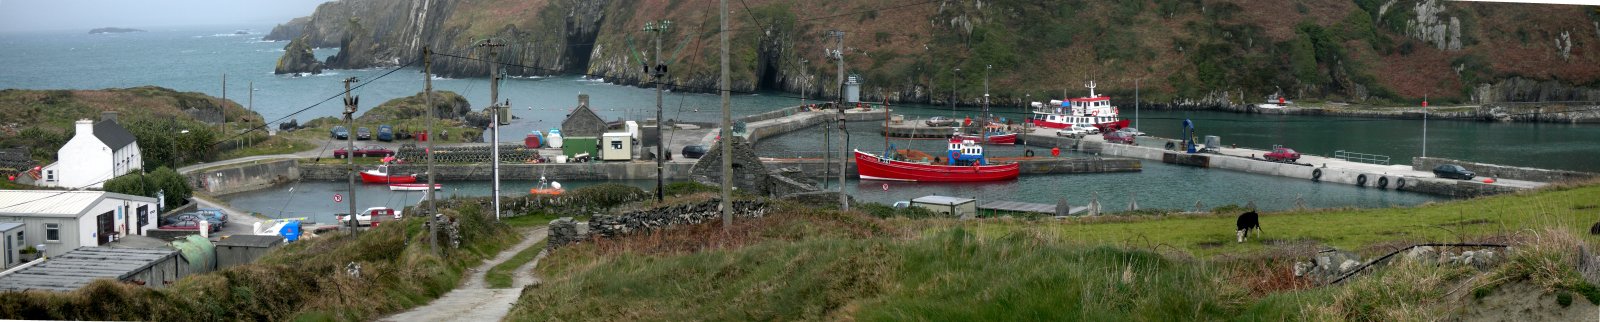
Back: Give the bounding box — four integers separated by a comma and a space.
0, 0, 331, 32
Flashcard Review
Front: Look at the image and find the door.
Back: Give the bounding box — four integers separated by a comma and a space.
136, 205, 149, 235
97, 211, 114, 245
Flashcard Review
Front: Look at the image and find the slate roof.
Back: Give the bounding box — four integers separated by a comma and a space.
93, 119, 137, 150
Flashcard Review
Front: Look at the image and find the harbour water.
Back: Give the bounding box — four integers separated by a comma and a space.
5, 25, 1598, 217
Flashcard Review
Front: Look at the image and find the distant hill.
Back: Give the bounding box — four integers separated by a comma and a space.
266, 0, 1600, 106
88, 27, 144, 34
0, 87, 257, 168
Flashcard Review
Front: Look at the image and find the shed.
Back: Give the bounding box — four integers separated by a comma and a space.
0, 223, 21, 269
215, 235, 282, 269
560, 95, 606, 158
0, 247, 185, 291
911, 196, 977, 217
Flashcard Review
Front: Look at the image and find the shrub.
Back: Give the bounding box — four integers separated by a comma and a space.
567, 183, 649, 209
662, 181, 717, 197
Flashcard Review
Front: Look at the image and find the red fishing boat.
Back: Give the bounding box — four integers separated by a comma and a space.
854, 138, 1020, 182
953, 125, 1018, 145
359, 165, 418, 184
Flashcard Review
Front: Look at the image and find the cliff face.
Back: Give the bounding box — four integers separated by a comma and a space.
268, 0, 1600, 105
274, 35, 324, 75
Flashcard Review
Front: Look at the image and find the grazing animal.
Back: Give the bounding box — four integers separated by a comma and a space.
1236, 211, 1261, 242
1589, 221, 1600, 235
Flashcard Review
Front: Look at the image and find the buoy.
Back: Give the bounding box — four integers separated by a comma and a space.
1484, 178, 1496, 184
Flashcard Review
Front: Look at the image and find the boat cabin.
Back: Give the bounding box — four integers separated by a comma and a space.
945, 138, 988, 166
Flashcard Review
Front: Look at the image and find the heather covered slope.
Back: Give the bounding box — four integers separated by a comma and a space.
268, 0, 1600, 105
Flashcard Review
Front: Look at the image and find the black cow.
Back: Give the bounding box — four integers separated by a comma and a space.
1236, 211, 1261, 242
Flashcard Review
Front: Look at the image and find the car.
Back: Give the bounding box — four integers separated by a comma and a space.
925, 116, 958, 127
891, 201, 910, 209
194, 208, 229, 227
1264, 145, 1301, 163
334, 146, 395, 158
1055, 128, 1087, 138
160, 218, 221, 233
1433, 164, 1476, 180
377, 125, 394, 142
331, 126, 349, 140
1102, 130, 1136, 145
356, 127, 373, 140
681, 145, 709, 159
335, 207, 403, 226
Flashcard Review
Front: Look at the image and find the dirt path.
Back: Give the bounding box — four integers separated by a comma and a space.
378, 227, 548, 322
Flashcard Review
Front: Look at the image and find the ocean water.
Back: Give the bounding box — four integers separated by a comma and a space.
8, 24, 1598, 215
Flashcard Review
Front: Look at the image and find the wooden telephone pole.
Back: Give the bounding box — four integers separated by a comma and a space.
424, 47, 438, 253
341, 77, 360, 235
644, 19, 672, 202
719, 0, 732, 229
480, 39, 505, 222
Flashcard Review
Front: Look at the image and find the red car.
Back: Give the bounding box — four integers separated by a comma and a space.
1264, 145, 1301, 163
334, 146, 395, 158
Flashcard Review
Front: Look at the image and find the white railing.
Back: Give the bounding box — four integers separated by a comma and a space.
1333, 150, 1391, 165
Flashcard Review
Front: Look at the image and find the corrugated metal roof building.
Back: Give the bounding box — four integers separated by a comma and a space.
0, 190, 159, 258
0, 247, 185, 292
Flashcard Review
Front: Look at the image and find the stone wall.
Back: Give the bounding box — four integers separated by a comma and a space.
189, 159, 301, 195
690, 137, 771, 195
549, 199, 770, 249
1413, 157, 1597, 183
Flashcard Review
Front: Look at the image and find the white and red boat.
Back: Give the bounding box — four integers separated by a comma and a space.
359, 165, 418, 184
388, 183, 441, 191
1030, 81, 1123, 130
855, 138, 1020, 182
953, 123, 1018, 145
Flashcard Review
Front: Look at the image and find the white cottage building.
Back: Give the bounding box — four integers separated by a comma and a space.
0, 190, 158, 258
40, 112, 141, 189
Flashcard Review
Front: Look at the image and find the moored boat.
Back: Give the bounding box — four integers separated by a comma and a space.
1029, 81, 1123, 130
529, 176, 564, 195
388, 183, 441, 191
855, 138, 1020, 182
359, 165, 418, 184
954, 124, 1018, 145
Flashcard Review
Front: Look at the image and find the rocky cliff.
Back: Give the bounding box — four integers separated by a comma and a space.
267, 0, 1600, 106
274, 35, 324, 75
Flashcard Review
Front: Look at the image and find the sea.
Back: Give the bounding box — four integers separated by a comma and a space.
5, 25, 1598, 222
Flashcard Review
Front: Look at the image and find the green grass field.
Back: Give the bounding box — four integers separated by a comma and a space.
506, 181, 1600, 321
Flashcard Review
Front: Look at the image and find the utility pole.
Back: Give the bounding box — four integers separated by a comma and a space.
222, 74, 228, 141
951, 67, 960, 118
248, 80, 254, 145
480, 39, 505, 222
341, 77, 360, 236
1422, 94, 1429, 158
718, 0, 732, 229
424, 47, 438, 254
827, 30, 847, 211
645, 19, 672, 202
984, 64, 991, 119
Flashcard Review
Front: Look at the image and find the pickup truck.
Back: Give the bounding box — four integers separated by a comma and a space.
1264, 145, 1300, 163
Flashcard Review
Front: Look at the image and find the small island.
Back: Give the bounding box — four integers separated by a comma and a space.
88, 27, 144, 34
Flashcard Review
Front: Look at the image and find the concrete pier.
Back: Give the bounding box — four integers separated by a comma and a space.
296, 156, 1140, 181
1019, 129, 1550, 197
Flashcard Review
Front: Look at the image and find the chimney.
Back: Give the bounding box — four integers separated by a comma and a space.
75, 119, 94, 137
100, 111, 118, 122
578, 94, 589, 108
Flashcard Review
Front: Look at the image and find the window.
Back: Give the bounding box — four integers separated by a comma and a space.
45, 223, 59, 242
45, 170, 54, 181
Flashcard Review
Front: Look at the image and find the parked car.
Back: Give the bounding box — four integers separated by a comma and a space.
1055, 128, 1087, 138
160, 217, 221, 233
681, 145, 709, 159
377, 125, 394, 142
335, 207, 403, 226
1102, 130, 1136, 145
194, 208, 229, 228
333, 146, 395, 158
1263, 145, 1301, 163
356, 127, 373, 140
331, 126, 349, 140
1433, 164, 1476, 180
925, 116, 958, 127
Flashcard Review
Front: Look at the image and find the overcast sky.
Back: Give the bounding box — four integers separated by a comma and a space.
0, 0, 331, 32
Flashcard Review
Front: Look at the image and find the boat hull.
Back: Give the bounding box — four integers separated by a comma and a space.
954, 133, 1018, 145
854, 150, 1020, 182
388, 183, 440, 191
360, 172, 417, 184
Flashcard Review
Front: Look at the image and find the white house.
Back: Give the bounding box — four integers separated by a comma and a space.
0, 190, 158, 258
40, 112, 141, 189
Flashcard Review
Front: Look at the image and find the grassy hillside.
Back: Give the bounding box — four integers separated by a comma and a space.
509, 181, 1600, 320
0, 87, 262, 170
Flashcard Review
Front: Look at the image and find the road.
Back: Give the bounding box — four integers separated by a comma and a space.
379, 227, 549, 322
190, 196, 266, 237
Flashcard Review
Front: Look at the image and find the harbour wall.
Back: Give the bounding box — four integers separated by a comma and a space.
297, 157, 1141, 181
1021, 133, 1527, 198
187, 159, 301, 196
1412, 157, 1598, 183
